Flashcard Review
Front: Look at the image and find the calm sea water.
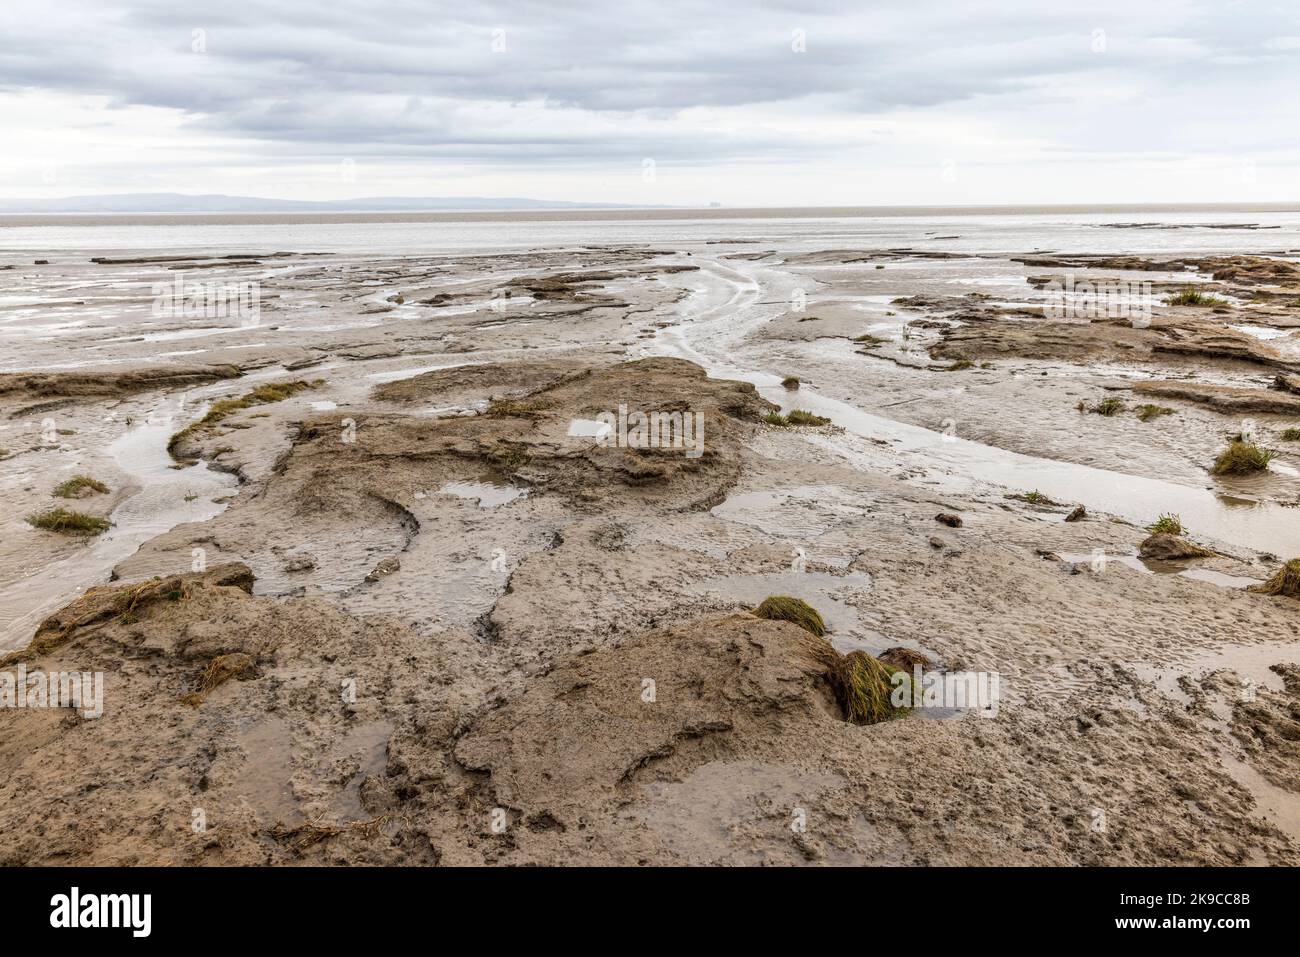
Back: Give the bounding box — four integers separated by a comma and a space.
2, 207, 1300, 256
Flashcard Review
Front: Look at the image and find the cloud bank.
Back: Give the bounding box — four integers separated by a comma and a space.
2, 0, 1298, 204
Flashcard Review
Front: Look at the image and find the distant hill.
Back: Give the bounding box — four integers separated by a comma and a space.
0, 193, 659, 214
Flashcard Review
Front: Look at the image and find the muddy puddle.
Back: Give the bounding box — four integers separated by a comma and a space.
433, 480, 527, 508
1057, 553, 1262, 589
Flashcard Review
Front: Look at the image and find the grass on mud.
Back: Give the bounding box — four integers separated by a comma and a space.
853, 334, 887, 348
751, 595, 912, 723
1250, 558, 1300, 598
830, 651, 912, 725
168, 380, 317, 455
27, 507, 111, 535
1078, 396, 1126, 416
763, 409, 831, 427
1166, 288, 1228, 307
1135, 404, 1175, 422
52, 474, 109, 498
1211, 440, 1276, 475
945, 359, 974, 371
752, 595, 826, 636
781, 376, 800, 390
751, 597, 917, 726
1282, 428, 1300, 441
1147, 513, 1185, 535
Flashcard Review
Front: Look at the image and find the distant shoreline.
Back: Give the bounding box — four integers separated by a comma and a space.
3, 201, 1300, 228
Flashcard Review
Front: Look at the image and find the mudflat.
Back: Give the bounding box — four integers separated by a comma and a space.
1, 224, 1298, 865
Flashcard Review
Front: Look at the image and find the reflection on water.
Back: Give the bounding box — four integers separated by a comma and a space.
436, 480, 527, 508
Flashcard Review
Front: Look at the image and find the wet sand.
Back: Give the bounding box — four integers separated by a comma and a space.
1, 221, 1298, 865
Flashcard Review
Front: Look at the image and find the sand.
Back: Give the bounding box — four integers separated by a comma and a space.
0, 236, 1298, 865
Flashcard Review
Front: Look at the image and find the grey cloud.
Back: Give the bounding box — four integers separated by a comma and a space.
2, 0, 1299, 172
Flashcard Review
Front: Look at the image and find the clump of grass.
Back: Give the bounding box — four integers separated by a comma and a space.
1281, 428, 1300, 441
786, 409, 830, 426
485, 399, 550, 417
168, 379, 315, 454
853, 334, 887, 347
1020, 490, 1053, 505
1166, 288, 1227, 307
752, 595, 826, 637
52, 474, 109, 498
180, 652, 254, 707
763, 409, 830, 427
1147, 513, 1185, 535
26, 507, 110, 535
1135, 404, 1175, 422
1095, 397, 1125, 416
1079, 396, 1125, 416
946, 359, 974, 371
1211, 440, 1276, 475
828, 651, 911, 724
1249, 558, 1300, 598
781, 376, 800, 390
0, 448, 10, 460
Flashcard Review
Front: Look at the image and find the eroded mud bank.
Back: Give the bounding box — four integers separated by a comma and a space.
1, 236, 1298, 865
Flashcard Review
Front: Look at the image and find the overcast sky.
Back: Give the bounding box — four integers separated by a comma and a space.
2, 0, 1298, 205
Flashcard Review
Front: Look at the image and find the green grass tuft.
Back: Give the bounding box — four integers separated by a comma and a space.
1211, 440, 1276, 475
752, 595, 826, 637
26, 507, 111, 535
1249, 558, 1300, 597
781, 376, 800, 390
1147, 513, 1184, 535
853, 334, 887, 347
1135, 404, 1175, 422
763, 409, 831, 427
52, 474, 109, 498
1079, 396, 1125, 416
945, 359, 974, 371
1166, 288, 1228, 307
786, 409, 831, 426
1281, 428, 1300, 441
829, 651, 912, 724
